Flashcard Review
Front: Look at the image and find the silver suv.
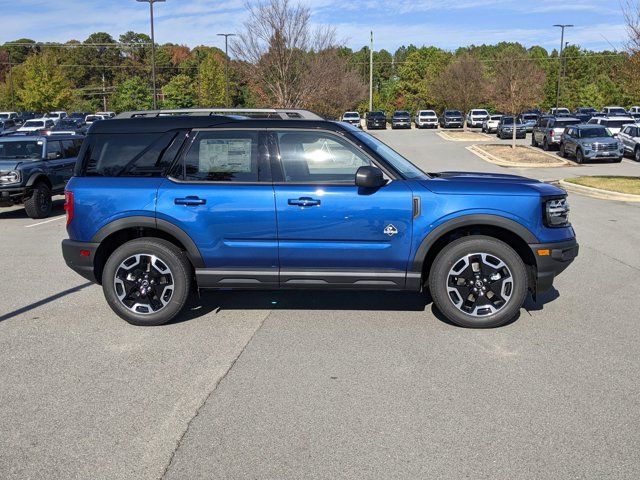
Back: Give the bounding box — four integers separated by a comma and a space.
559, 124, 624, 163
618, 123, 640, 161
466, 109, 489, 128
532, 116, 580, 151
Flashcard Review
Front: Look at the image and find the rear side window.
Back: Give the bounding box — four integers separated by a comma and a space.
181, 130, 261, 182
77, 132, 180, 177
61, 139, 81, 158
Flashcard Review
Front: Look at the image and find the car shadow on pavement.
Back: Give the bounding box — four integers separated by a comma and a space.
170, 290, 434, 325
523, 288, 560, 312
0, 199, 65, 219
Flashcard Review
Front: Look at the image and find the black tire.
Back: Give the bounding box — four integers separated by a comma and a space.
429, 236, 528, 328
576, 148, 584, 164
543, 138, 550, 151
102, 238, 192, 326
24, 182, 52, 219
531, 134, 538, 147
635, 147, 640, 162
559, 143, 566, 158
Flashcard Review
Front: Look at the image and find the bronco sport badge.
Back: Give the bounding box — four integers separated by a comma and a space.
384, 224, 398, 236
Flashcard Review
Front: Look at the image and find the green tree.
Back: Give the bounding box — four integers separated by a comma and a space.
162, 74, 196, 108
396, 47, 451, 112
197, 52, 225, 107
16, 50, 73, 111
111, 76, 152, 111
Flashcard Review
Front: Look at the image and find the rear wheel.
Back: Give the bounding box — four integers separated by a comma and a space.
429, 236, 528, 328
543, 138, 550, 151
559, 143, 566, 157
24, 182, 52, 219
102, 238, 192, 326
635, 147, 640, 162
531, 134, 538, 147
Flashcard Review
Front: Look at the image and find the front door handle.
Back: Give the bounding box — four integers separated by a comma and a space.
175, 196, 206, 206
288, 197, 321, 207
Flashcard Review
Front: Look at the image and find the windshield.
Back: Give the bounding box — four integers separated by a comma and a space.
23, 120, 44, 128
343, 112, 359, 119
490, 115, 502, 120
352, 131, 428, 180
555, 119, 579, 128
604, 120, 630, 129
445, 111, 462, 116
0, 114, 9, 120
419, 111, 436, 117
522, 114, 537, 120
581, 128, 612, 138
86, 116, 100, 122
369, 112, 385, 118
471, 110, 488, 115
0, 141, 42, 159
608, 108, 627, 115
502, 117, 515, 124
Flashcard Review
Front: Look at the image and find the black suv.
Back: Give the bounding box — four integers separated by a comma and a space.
366, 111, 387, 130
391, 111, 411, 129
440, 110, 464, 128
0, 134, 83, 218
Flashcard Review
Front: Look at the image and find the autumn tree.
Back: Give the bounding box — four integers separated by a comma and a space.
432, 53, 486, 128
490, 48, 546, 148
623, 1, 640, 102
16, 50, 73, 111
163, 74, 196, 108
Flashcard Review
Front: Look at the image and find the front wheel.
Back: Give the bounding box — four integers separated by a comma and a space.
635, 147, 640, 162
559, 143, 566, 158
24, 182, 52, 219
429, 236, 528, 328
102, 238, 192, 326
532, 134, 538, 147
576, 148, 584, 164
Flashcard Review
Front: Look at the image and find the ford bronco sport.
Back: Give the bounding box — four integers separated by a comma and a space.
62, 109, 578, 328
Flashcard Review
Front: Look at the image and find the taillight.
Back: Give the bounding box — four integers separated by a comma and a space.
64, 191, 74, 225
550, 130, 554, 137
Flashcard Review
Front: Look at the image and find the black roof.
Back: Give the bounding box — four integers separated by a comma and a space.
88, 115, 346, 134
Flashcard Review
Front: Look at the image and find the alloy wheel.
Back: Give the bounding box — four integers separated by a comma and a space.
113, 254, 174, 315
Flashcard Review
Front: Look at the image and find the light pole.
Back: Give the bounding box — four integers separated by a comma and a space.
369, 31, 373, 112
137, 0, 165, 109
553, 24, 573, 110
217, 33, 236, 108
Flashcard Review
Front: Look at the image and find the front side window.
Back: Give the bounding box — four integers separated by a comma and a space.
277, 131, 371, 183
46, 141, 63, 159
183, 130, 260, 182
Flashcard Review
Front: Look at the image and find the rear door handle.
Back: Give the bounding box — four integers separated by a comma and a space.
288, 197, 321, 207
175, 196, 206, 206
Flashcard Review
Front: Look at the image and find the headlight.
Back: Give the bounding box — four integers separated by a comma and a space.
582, 143, 593, 149
0, 170, 21, 184
545, 197, 570, 227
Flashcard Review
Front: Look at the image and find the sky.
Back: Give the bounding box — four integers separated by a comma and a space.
0, 0, 629, 54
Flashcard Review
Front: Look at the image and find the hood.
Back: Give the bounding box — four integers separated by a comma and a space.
0, 159, 23, 170
580, 136, 619, 144
421, 171, 565, 197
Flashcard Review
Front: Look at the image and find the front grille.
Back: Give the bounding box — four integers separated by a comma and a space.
593, 143, 618, 151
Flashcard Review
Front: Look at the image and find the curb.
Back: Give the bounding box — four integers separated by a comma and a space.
466, 144, 571, 168
559, 179, 640, 202
437, 131, 492, 142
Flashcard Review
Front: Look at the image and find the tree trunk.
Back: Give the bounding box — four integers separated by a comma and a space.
512, 118, 517, 149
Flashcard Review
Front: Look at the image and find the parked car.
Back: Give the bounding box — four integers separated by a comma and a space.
574, 107, 597, 118
85, 114, 106, 126
17, 118, 55, 133
46, 111, 68, 124
466, 109, 490, 128
559, 124, 624, 163
414, 110, 439, 129
628, 106, 640, 114
366, 111, 387, 130
602, 106, 628, 117
95, 111, 116, 119
15, 112, 39, 125
51, 118, 87, 135
532, 116, 580, 150
0, 112, 19, 121
550, 108, 571, 116
587, 116, 636, 136
341, 111, 361, 128
0, 134, 83, 218
70, 112, 91, 120
391, 111, 411, 129
440, 110, 464, 128
61, 108, 577, 329
630, 113, 640, 122
497, 116, 527, 139
517, 113, 539, 133
617, 123, 640, 161
0, 119, 19, 136
481, 114, 502, 134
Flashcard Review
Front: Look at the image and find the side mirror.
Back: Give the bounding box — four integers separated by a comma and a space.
47, 152, 60, 160
355, 166, 386, 188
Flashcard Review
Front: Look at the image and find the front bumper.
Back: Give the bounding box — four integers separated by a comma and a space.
529, 238, 579, 294
62, 239, 100, 283
0, 187, 28, 206
469, 119, 487, 127
392, 121, 411, 128
583, 148, 624, 159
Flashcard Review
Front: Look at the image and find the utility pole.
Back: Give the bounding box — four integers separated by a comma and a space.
553, 24, 573, 110
102, 72, 108, 112
217, 33, 236, 108
369, 31, 373, 112
137, 0, 166, 109
8, 50, 15, 111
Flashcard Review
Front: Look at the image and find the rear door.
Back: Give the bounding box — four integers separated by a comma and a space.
44, 140, 67, 191
156, 128, 279, 287
270, 129, 414, 289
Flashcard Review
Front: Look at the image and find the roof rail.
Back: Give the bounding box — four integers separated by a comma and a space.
115, 108, 324, 120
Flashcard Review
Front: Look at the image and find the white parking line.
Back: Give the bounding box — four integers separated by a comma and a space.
622, 159, 640, 166
25, 215, 66, 228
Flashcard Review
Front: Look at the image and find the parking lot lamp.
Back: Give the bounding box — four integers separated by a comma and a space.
553, 24, 573, 110
369, 31, 373, 112
137, 0, 166, 110
217, 33, 236, 108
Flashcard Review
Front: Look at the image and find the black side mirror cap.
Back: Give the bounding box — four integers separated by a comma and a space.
355, 166, 386, 188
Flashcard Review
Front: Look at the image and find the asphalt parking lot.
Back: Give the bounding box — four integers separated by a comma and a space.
1, 129, 639, 480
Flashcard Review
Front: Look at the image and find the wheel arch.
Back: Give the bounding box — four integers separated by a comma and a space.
91, 216, 204, 284
26, 172, 52, 189
412, 215, 538, 287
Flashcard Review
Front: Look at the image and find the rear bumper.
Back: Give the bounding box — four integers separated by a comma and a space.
529, 238, 579, 294
62, 239, 100, 283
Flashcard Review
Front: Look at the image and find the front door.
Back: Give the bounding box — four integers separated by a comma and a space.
271, 129, 414, 289
156, 129, 278, 287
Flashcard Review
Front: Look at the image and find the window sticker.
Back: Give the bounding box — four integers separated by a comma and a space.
199, 139, 252, 173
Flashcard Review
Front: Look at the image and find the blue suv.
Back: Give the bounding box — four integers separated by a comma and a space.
62, 110, 578, 328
